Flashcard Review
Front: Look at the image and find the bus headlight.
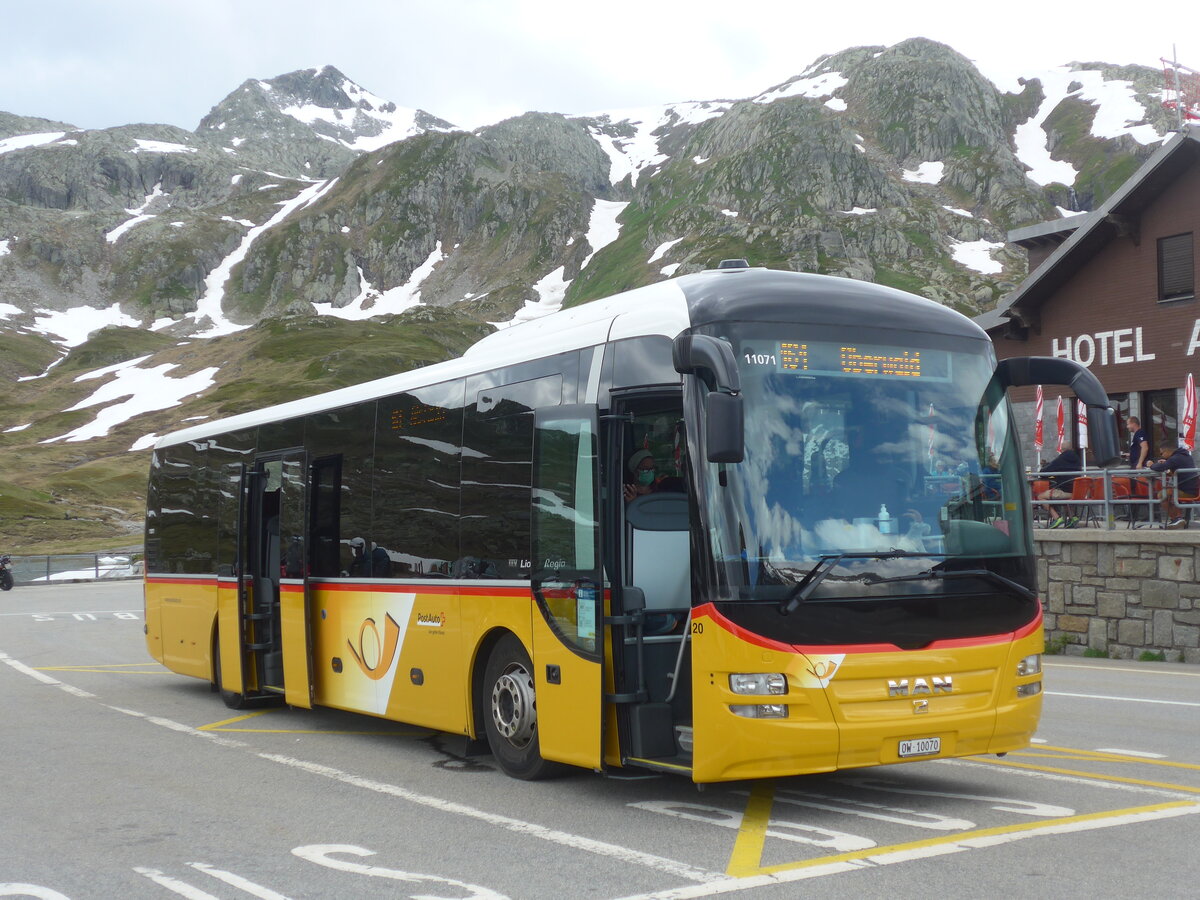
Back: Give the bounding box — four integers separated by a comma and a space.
1016, 653, 1042, 677
1016, 682, 1043, 698
730, 704, 789, 719
729, 673, 787, 695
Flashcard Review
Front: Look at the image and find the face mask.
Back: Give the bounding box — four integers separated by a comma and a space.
637, 469, 656, 486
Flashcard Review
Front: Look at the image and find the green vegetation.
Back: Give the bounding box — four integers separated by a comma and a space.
1082, 647, 1109, 659
1044, 633, 1073, 655
1138, 650, 1167, 662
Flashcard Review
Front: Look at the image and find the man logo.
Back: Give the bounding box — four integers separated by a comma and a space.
887, 676, 953, 697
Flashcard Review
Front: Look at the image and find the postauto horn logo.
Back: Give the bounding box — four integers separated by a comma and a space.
348, 613, 402, 680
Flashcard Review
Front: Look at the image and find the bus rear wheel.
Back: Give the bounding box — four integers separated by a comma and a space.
482, 635, 562, 780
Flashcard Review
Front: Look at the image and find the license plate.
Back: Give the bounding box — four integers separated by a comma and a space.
898, 737, 941, 758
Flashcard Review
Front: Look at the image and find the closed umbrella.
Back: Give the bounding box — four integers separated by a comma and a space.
1183, 372, 1196, 451
1055, 395, 1065, 453
1034, 385, 1044, 467
1077, 398, 1089, 470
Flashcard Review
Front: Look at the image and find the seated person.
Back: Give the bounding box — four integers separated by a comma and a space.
1037, 447, 1081, 527
623, 449, 684, 502
1150, 442, 1199, 529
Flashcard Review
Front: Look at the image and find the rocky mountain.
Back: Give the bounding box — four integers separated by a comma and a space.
0, 39, 1182, 551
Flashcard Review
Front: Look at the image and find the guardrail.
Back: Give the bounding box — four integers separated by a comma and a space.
3, 552, 144, 586
1028, 466, 1200, 530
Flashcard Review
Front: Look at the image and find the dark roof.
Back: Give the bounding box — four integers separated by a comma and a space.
982, 126, 1200, 333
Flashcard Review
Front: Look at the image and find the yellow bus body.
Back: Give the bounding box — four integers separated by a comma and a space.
148, 577, 1041, 781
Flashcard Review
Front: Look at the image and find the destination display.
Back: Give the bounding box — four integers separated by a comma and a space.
741, 340, 951, 381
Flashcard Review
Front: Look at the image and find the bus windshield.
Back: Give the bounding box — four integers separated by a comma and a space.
697, 322, 1032, 605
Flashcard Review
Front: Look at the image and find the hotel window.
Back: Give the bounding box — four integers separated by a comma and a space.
1158, 232, 1194, 302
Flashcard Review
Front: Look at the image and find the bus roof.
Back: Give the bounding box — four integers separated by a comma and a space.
155, 267, 983, 450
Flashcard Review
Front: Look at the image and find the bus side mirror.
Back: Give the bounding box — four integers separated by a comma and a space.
1087, 406, 1122, 466
995, 356, 1123, 466
706, 392, 744, 463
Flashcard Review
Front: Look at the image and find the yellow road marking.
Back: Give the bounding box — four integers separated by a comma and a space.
37, 663, 167, 674
753, 801, 1200, 878
199, 708, 420, 736
727, 782, 774, 876
1019, 744, 1200, 773
199, 711, 271, 730
972, 756, 1200, 793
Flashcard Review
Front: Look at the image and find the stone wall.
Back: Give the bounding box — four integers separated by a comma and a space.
1036, 530, 1200, 662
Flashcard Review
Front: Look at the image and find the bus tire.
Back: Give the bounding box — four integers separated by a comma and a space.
482, 634, 562, 780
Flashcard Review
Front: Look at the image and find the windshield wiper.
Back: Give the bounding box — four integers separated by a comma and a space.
779, 554, 844, 615
862, 565, 1036, 601
777, 550, 944, 615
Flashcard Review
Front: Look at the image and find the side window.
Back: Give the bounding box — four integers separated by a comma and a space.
460, 375, 562, 579
372, 381, 465, 578
153, 441, 219, 574
533, 408, 600, 654
306, 404, 375, 577
309, 456, 342, 578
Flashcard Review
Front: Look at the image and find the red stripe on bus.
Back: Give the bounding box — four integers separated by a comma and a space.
307, 581, 532, 598
694, 601, 1043, 655
145, 576, 219, 588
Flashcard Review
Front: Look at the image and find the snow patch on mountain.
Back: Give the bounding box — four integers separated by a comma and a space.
0, 132, 67, 155
41, 357, 219, 444
106, 183, 166, 243
33, 303, 140, 347
903, 162, 944, 184
754, 71, 848, 105
132, 138, 197, 154
188, 178, 338, 336
950, 238, 1005, 274
1013, 66, 1162, 187
280, 73, 454, 151
314, 242, 445, 320
580, 199, 628, 271
588, 101, 732, 186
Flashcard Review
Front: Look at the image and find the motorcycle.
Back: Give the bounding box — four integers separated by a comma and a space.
0, 555, 13, 591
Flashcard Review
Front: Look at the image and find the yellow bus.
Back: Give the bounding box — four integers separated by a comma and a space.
144, 264, 1120, 782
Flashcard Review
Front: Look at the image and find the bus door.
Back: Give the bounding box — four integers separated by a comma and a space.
238, 450, 313, 708
530, 405, 604, 770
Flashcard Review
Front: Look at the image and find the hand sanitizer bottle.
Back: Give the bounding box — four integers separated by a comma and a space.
878, 504, 892, 534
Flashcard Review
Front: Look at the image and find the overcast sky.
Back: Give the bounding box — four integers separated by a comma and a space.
2, 0, 1187, 132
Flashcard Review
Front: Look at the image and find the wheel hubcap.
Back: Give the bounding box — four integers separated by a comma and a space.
491, 662, 536, 748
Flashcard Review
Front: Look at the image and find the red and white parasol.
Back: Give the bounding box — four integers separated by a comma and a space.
1183, 372, 1196, 451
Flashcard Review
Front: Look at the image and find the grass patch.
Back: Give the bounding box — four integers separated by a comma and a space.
1138, 650, 1167, 662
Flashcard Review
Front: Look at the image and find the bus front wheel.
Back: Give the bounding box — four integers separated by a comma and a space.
482, 635, 562, 780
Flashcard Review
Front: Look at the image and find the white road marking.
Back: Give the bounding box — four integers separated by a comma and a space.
767, 789, 975, 831
188, 862, 293, 900
833, 777, 1074, 818
630, 801, 875, 851
133, 867, 222, 899
264, 754, 722, 883
610, 804, 1200, 899
1092, 749, 1167, 759
293, 845, 507, 898
938, 758, 1195, 800
1045, 662, 1200, 678
0, 886, 71, 899
1047, 691, 1200, 708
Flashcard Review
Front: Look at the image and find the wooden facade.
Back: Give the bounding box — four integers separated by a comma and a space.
984, 129, 1200, 456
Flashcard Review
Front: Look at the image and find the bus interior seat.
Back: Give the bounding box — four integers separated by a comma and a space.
625, 493, 690, 634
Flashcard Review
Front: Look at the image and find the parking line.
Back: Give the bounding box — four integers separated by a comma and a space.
726, 782, 774, 876
978, 756, 1200, 793
1021, 744, 1200, 771
612, 802, 1200, 899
